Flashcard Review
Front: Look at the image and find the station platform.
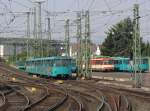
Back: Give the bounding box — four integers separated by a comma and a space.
92, 72, 150, 92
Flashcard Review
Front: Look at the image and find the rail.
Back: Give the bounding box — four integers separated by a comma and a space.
0, 92, 6, 108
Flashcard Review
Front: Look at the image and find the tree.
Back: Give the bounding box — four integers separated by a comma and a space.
101, 18, 134, 57
142, 41, 150, 56
101, 17, 150, 57
7, 46, 62, 64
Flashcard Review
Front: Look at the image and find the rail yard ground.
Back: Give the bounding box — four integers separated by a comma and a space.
92, 72, 150, 88
0, 63, 150, 111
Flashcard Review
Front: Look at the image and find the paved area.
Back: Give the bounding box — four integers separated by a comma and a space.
143, 73, 150, 87
92, 72, 150, 91
92, 72, 132, 81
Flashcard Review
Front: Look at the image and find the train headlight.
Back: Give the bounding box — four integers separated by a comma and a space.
31, 87, 36, 92
12, 77, 16, 81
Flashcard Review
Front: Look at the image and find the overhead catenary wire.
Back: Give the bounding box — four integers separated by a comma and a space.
0, 0, 150, 44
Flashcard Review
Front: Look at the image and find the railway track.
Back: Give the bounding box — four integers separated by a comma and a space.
0, 81, 72, 111
4, 88, 29, 111
0, 64, 81, 111
0, 63, 150, 111
62, 80, 133, 111
0, 92, 5, 109
62, 81, 114, 111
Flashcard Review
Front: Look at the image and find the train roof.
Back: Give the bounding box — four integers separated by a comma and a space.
111, 57, 129, 60
92, 57, 113, 60
94, 55, 111, 58
26, 56, 72, 62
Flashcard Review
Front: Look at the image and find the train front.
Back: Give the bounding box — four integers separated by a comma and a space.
51, 58, 72, 77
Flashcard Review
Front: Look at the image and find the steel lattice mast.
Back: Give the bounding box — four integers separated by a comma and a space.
47, 17, 51, 57
65, 19, 70, 56
26, 12, 31, 59
133, 3, 142, 88
83, 10, 91, 79
76, 12, 83, 77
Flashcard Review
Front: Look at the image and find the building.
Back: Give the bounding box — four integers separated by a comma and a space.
0, 45, 4, 57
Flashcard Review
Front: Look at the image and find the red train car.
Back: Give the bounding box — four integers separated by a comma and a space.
91, 58, 114, 71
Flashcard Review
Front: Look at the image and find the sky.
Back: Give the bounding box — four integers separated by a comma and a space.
0, 0, 150, 44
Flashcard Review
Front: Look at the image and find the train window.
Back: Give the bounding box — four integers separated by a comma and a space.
108, 60, 114, 64
114, 60, 118, 64
95, 60, 103, 65
36, 61, 40, 65
136, 59, 143, 64
143, 59, 148, 64
27, 62, 30, 66
32, 61, 35, 66
29, 61, 32, 66
28, 61, 31, 66
26, 61, 29, 66
92, 60, 96, 64
99, 61, 103, 65
54, 59, 71, 67
118, 60, 122, 64
103, 61, 108, 65
47, 60, 53, 66
96, 60, 99, 64
71, 59, 76, 65
124, 60, 129, 64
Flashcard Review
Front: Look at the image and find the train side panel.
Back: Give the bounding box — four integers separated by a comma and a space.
91, 58, 114, 71
25, 57, 72, 77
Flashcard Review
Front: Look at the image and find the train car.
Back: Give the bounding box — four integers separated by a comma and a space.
142, 57, 150, 72
15, 61, 26, 71
91, 57, 114, 71
71, 59, 77, 73
112, 57, 131, 72
25, 56, 72, 78
136, 57, 149, 72
113, 57, 149, 72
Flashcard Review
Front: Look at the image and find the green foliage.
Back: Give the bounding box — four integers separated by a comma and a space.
8, 46, 61, 64
142, 41, 150, 56
8, 52, 27, 64
101, 17, 150, 57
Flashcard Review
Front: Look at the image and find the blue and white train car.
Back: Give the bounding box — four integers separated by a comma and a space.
25, 56, 72, 77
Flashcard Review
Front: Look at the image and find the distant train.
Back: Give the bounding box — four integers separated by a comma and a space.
71, 59, 77, 73
26, 56, 73, 77
90, 56, 150, 72
16, 56, 74, 78
16, 56, 150, 75
91, 57, 114, 71
113, 57, 150, 72
15, 61, 26, 71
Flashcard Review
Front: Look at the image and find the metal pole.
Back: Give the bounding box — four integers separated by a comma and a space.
47, 17, 51, 56
37, 2, 43, 57
26, 12, 30, 59
76, 12, 83, 77
133, 4, 142, 88
65, 19, 70, 56
83, 10, 91, 79
33, 7, 37, 58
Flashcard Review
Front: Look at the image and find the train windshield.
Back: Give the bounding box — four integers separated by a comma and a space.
71, 59, 76, 66
54, 59, 71, 67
